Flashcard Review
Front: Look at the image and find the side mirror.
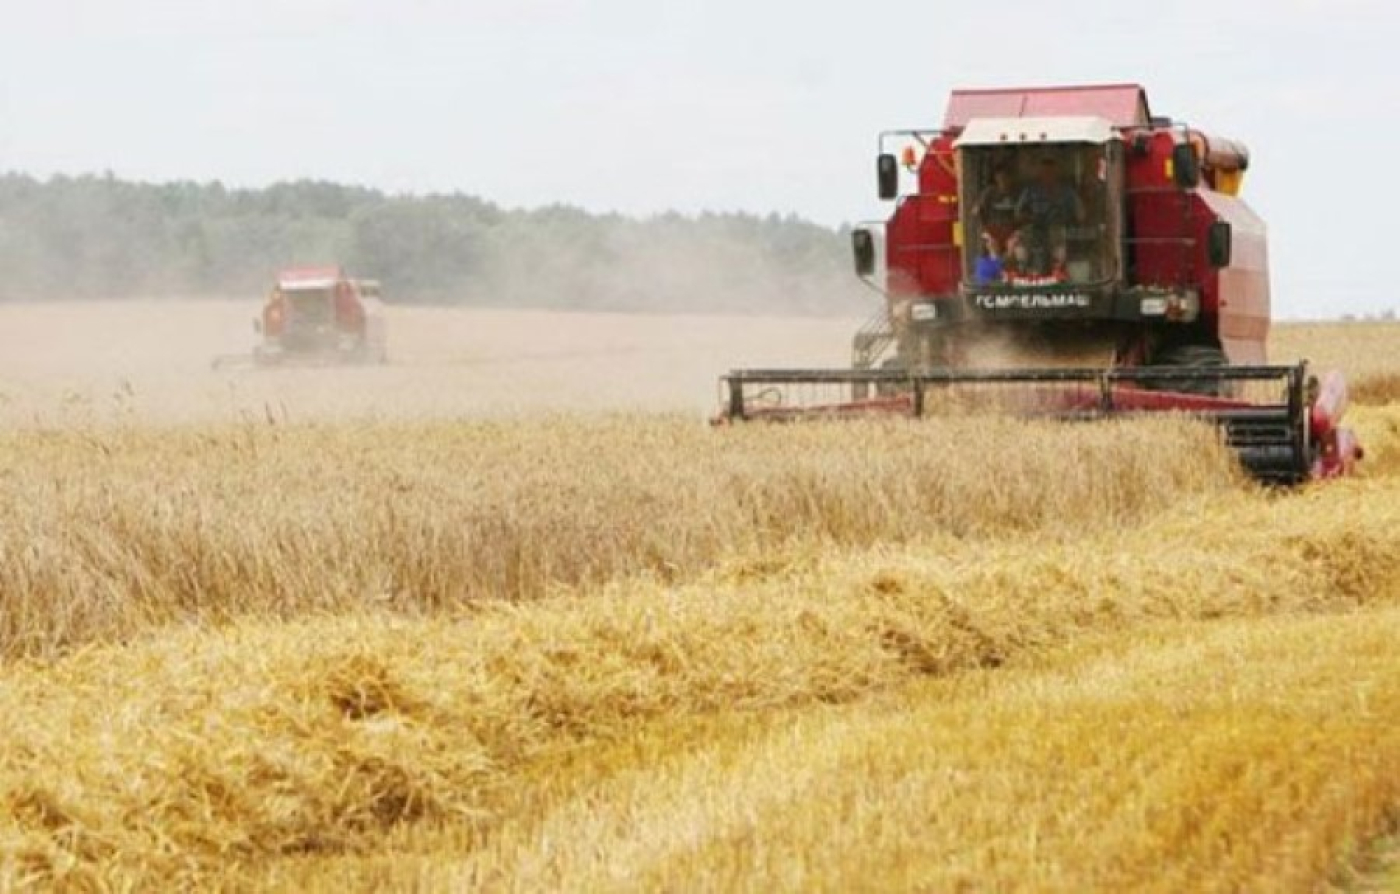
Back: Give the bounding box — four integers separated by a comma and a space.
1172, 142, 1200, 189
1207, 220, 1232, 267
852, 228, 876, 277
877, 153, 899, 200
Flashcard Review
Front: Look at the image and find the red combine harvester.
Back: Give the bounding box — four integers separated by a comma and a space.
252, 267, 388, 366
718, 84, 1361, 484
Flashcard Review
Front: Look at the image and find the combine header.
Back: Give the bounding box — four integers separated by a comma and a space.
721, 364, 1359, 485
717, 84, 1361, 483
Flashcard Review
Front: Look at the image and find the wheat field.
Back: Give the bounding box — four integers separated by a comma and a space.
0, 303, 1398, 891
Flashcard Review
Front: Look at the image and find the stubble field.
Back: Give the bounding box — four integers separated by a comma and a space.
0, 301, 1398, 891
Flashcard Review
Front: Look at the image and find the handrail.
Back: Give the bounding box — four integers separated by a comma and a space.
724, 364, 1301, 386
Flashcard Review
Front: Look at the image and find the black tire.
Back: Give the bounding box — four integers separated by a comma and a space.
1148, 342, 1228, 396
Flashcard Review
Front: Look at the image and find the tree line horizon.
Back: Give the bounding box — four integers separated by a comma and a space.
0, 171, 865, 316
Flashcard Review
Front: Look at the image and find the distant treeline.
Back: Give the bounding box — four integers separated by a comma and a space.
0, 173, 864, 315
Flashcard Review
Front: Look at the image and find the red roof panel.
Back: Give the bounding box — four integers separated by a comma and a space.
943, 84, 1150, 130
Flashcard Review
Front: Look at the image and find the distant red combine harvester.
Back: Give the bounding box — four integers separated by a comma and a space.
252, 267, 387, 366
716, 83, 1361, 484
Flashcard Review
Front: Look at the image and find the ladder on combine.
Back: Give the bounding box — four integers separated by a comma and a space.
850, 307, 896, 370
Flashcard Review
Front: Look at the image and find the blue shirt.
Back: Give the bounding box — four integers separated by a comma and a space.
974, 255, 1004, 284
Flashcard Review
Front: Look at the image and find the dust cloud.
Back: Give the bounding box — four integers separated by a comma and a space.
952, 324, 1119, 370
0, 301, 862, 426
469, 215, 864, 318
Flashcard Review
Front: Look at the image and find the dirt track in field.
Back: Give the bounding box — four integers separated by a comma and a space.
0, 301, 862, 425
0, 301, 1389, 427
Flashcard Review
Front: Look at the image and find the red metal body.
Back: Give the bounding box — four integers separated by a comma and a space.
879, 84, 1270, 367
1309, 370, 1363, 478
943, 84, 1150, 129
264, 267, 368, 337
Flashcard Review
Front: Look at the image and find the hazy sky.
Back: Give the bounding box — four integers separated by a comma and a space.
1, 0, 1395, 317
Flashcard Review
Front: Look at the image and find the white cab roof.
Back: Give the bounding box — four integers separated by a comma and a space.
954, 115, 1118, 147
279, 278, 338, 291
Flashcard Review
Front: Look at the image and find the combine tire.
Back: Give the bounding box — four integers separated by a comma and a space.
1151, 342, 1228, 396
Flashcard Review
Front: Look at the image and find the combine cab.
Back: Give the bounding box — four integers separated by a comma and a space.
718, 84, 1362, 483
251, 267, 387, 366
